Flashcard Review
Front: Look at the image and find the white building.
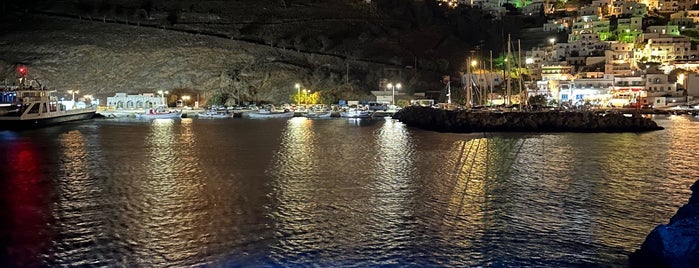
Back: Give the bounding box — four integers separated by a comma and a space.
106, 93, 166, 109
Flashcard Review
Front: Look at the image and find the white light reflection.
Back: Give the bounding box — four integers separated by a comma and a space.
265, 117, 324, 257
121, 117, 209, 265
367, 119, 416, 246
54, 130, 111, 265
436, 138, 488, 251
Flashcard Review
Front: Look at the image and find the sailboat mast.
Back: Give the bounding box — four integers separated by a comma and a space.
518, 39, 525, 106
466, 56, 472, 107
506, 34, 511, 105
489, 50, 493, 106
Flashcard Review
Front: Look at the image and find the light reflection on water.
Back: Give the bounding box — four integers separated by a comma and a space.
0, 115, 698, 267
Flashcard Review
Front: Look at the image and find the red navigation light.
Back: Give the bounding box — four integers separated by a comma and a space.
18, 66, 27, 76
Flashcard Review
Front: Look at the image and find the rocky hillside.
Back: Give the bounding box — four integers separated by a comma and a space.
0, 0, 545, 105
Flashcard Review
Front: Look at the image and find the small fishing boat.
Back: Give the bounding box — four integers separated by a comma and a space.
197, 109, 231, 119
305, 110, 332, 119
340, 108, 372, 118
244, 108, 294, 119
135, 106, 181, 119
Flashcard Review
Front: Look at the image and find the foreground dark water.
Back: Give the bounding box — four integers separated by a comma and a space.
1, 115, 697, 267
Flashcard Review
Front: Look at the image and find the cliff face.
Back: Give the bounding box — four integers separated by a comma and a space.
629, 180, 699, 268
0, 0, 544, 105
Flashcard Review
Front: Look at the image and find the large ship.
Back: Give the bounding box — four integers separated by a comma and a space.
0, 85, 96, 130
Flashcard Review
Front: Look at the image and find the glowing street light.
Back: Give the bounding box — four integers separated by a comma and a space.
387, 83, 401, 105
68, 90, 79, 102
67, 90, 79, 109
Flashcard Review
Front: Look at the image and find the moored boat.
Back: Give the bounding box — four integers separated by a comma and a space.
135, 106, 182, 119
305, 110, 332, 119
197, 109, 231, 119
0, 86, 96, 129
340, 108, 372, 118
244, 108, 294, 119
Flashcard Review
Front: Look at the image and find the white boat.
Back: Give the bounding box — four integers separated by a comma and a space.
0, 86, 96, 129
305, 110, 332, 119
340, 108, 372, 118
245, 109, 294, 119
197, 110, 231, 119
135, 107, 182, 119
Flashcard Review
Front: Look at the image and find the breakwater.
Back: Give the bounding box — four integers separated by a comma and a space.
392, 106, 664, 133
629, 180, 699, 267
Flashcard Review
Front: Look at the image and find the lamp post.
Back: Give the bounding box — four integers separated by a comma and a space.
387, 83, 401, 106
68, 90, 79, 102
295, 83, 301, 106
68, 90, 79, 109
157, 90, 169, 107
182, 95, 190, 107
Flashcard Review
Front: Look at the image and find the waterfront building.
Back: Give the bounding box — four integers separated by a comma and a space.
563, 72, 614, 105
644, 72, 679, 108
106, 93, 165, 109
609, 76, 645, 107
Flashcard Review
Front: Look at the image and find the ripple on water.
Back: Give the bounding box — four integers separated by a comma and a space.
0, 116, 698, 266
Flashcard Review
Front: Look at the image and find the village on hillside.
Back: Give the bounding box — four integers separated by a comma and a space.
438, 0, 699, 110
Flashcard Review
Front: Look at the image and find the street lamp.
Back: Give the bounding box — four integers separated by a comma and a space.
387, 83, 401, 106
295, 83, 301, 106
68, 90, 79, 102
182, 95, 190, 107
68, 90, 79, 108
157, 90, 169, 107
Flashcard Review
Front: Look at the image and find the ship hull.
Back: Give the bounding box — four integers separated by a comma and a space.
0, 111, 96, 130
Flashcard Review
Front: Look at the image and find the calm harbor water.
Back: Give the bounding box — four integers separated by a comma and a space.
1, 115, 698, 267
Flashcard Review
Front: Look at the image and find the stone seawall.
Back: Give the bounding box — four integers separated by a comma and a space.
629, 180, 699, 267
392, 106, 664, 133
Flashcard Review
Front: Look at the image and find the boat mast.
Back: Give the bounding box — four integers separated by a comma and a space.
489, 50, 493, 106
466, 56, 472, 108
518, 39, 525, 107
506, 34, 511, 105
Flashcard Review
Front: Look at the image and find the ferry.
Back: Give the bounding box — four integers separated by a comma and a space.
0, 86, 96, 129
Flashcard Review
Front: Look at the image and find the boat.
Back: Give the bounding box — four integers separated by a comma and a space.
135, 106, 182, 119
0, 86, 96, 129
197, 109, 231, 119
305, 110, 332, 119
245, 108, 294, 119
340, 108, 372, 118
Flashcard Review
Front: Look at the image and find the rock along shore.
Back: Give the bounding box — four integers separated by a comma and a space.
629, 180, 699, 267
391, 106, 664, 133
